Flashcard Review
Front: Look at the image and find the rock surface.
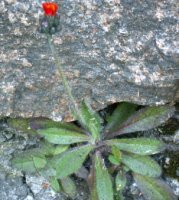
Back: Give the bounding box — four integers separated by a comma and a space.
0, 0, 179, 120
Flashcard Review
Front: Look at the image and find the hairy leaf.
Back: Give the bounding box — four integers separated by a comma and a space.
61, 177, 77, 198
33, 156, 47, 169
91, 188, 99, 200
53, 145, 69, 155
106, 102, 137, 132
134, 174, 177, 200
29, 118, 83, 133
40, 161, 57, 178
38, 128, 89, 144
11, 156, 36, 173
115, 170, 127, 191
95, 152, 113, 200
115, 171, 126, 200
110, 105, 175, 137
40, 141, 69, 156
108, 155, 121, 165
108, 146, 122, 165
49, 177, 61, 192
20, 148, 47, 157
75, 166, 89, 179
106, 138, 165, 155
52, 144, 93, 178
122, 153, 161, 177
88, 158, 99, 200
79, 100, 102, 140
115, 192, 125, 200
12, 148, 49, 173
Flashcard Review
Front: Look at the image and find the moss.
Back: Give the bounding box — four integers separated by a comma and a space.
7, 118, 29, 132
163, 152, 179, 181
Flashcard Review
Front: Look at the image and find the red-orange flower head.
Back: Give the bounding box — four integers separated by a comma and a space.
42, 2, 58, 16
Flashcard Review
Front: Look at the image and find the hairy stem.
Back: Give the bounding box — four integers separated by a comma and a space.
47, 35, 82, 121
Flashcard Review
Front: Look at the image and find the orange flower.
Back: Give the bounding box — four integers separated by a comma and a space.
42, 2, 58, 16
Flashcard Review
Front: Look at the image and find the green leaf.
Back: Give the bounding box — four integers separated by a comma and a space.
21, 148, 47, 157
11, 156, 36, 173
91, 188, 99, 200
29, 118, 83, 133
79, 100, 102, 140
88, 159, 99, 200
134, 174, 178, 200
115, 192, 125, 200
115, 170, 127, 191
61, 177, 77, 198
52, 144, 93, 178
114, 171, 126, 200
106, 102, 137, 132
121, 153, 161, 177
38, 142, 54, 155
112, 146, 122, 161
110, 105, 175, 137
11, 148, 44, 171
49, 177, 61, 192
38, 128, 90, 144
40, 141, 69, 156
11, 148, 49, 173
108, 146, 122, 165
33, 156, 47, 169
39, 161, 57, 178
95, 153, 114, 200
106, 138, 165, 155
13, 146, 53, 158
53, 145, 69, 155
108, 155, 120, 165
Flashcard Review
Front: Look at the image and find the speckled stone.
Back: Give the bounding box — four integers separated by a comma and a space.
0, 0, 178, 120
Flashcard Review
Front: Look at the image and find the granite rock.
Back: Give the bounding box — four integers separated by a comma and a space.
0, 0, 178, 120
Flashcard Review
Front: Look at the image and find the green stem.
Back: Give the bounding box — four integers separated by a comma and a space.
47, 35, 81, 121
